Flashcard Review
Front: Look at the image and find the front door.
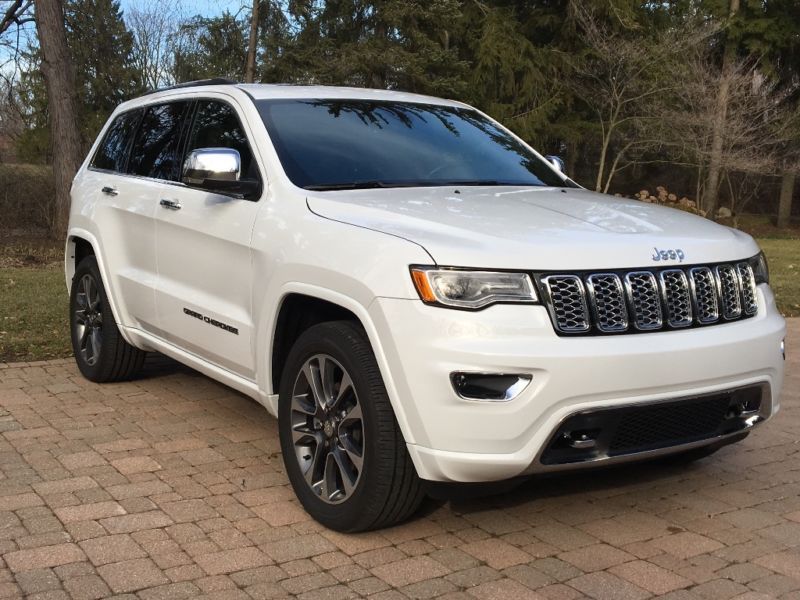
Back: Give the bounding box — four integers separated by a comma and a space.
153, 97, 263, 379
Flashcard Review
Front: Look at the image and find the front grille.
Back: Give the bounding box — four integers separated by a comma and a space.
609, 396, 730, 454
540, 262, 758, 335
539, 384, 767, 465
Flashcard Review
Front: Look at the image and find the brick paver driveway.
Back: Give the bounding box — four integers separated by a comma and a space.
0, 320, 797, 600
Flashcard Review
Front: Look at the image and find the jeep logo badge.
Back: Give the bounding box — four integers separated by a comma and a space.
651, 247, 685, 262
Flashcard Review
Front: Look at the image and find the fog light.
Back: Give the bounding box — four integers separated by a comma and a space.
451, 372, 531, 401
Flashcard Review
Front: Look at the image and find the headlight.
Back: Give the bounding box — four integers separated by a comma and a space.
410, 266, 538, 309
748, 252, 769, 284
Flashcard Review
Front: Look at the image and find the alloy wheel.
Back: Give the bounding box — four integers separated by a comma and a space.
290, 353, 365, 504
73, 273, 103, 366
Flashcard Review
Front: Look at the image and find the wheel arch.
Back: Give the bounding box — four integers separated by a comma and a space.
264, 284, 419, 446
64, 228, 127, 340
270, 293, 360, 393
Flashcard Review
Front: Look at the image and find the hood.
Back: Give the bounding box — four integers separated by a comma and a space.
306, 186, 759, 270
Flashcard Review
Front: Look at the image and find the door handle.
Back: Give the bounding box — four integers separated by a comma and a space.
101, 186, 118, 196
160, 199, 182, 210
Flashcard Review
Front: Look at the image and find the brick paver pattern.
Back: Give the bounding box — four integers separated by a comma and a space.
0, 320, 798, 600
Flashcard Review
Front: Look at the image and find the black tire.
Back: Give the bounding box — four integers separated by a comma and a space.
70, 256, 146, 382
278, 320, 424, 532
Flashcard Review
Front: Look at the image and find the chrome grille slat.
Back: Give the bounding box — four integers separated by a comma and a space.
659, 269, 692, 327
625, 271, 662, 330
541, 261, 756, 335
716, 264, 743, 319
737, 263, 758, 315
586, 274, 628, 332
688, 267, 719, 324
542, 275, 590, 333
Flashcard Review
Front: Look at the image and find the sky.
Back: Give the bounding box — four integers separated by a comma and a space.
119, 0, 245, 18
1, 0, 246, 74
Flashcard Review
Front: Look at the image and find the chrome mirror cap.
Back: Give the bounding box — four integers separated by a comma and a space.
183, 147, 241, 185
545, 155, 565, 174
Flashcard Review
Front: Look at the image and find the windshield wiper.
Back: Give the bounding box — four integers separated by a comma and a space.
304, 181, 396, 191
437, 180, 525, 187
304, 179, 531, 191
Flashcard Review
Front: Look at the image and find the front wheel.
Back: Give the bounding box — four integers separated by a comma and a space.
278, 321, 424, 532
70, 256, 145, 382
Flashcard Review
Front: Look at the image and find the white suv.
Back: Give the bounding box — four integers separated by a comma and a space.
66, 80, 786, 531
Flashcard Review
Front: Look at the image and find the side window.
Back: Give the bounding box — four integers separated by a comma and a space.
186, 100, 258, 181
128, 102, 190, 181
91, 109, 141, 173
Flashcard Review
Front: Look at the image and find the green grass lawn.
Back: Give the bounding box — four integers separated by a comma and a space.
759, 238, 800, 318
1, 266, 70, 362
0, 238, 798, 363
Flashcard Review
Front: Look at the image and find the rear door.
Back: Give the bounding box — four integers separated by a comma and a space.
152, 97, 263, 379
116, 100, 192, 334
82, 107, 161, 331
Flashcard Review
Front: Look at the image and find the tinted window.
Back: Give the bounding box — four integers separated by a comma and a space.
128, 102, 190, 181
186, 100, 258, 180
91, 109, 141, 172
256, 100, 567, 190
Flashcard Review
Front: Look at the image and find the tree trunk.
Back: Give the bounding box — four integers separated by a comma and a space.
595, 123, 613, 192
703, 0, 740, 219
777, 171, 796, 229
35, 0, 82, 240
244, 0, 259, 83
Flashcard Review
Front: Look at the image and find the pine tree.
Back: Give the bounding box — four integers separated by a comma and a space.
283, 0, 468, 98
15, 0, 141, 158
172, 12, 248, 82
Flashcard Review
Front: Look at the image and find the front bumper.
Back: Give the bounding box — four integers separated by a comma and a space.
369, 285, 785, 483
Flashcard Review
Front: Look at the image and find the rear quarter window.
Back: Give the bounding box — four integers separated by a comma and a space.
90, 109, 141, 173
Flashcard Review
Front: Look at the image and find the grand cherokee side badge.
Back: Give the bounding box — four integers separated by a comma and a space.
183, 308, 239, 335
651, 247, 685, 262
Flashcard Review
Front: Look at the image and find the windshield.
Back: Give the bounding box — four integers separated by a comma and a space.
255, 99, 568, 191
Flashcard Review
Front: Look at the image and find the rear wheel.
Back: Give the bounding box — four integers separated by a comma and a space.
70, 256, 145, 382
278, 321, 424, 532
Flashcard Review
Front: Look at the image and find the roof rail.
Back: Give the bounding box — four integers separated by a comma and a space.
142, 78, 238, 96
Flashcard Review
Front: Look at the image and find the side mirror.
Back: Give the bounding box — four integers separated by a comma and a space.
545, 155, 566, 174
182, 147, 260, 198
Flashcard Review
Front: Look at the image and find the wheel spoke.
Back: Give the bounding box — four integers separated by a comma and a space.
340, 401, 362, 425
90, 328, 102, 363
291, 392, 316, 416
86, 276, 100, 310
332, 447, 357, 496
324, 452, 344, 501
292, 423, 319, 445
332, 371, 354, 409
75, 292, 87, 311
339, 435, 364, 473
78, 323, 89, 350
82, 325, 93, 357
304, 438, 326, 485
320, 356, 337, 408
302, 360, 326, 416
